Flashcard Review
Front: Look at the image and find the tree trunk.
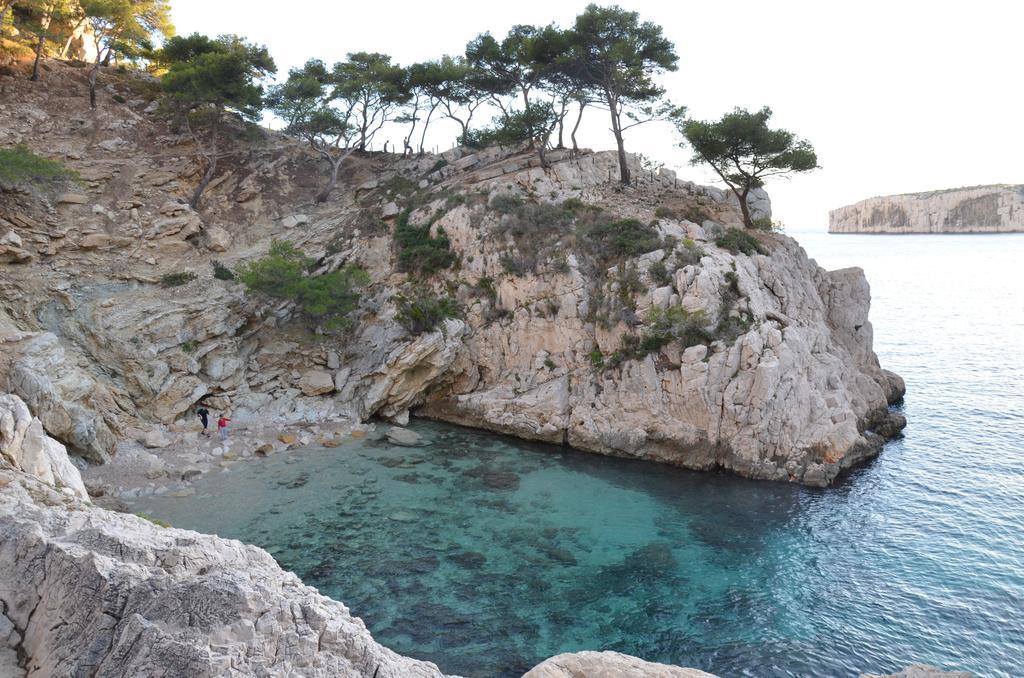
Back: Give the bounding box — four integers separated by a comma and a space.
189, 116, 219, 209
315, 148, 354, 203
88, 62, 99, 108
607, 96, 629, 185
418, 103, 437, 155
31, 36, 46, 81
59, 17, 86, 59
0, 1, 12, 37
738, 186, 752, 228
316, 157, 342, 203
571, 102, 585, 155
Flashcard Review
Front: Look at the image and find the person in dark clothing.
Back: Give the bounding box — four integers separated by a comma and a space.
196, 405, 210, 436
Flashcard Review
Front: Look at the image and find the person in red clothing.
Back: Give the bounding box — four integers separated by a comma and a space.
217, 415, 231, 441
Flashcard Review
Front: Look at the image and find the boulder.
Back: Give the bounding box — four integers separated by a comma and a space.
78, 233, 111, 249
0, 393, 87, 500
205, 224, 231, 252
381, 202, 400, 218
140, 429, 172, 449
385, 426, 422, 447
524, 651, 718, 677
281, 214, 309, 229
298, 370, 335, 396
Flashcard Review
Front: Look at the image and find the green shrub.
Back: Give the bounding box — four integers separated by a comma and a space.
382, 174, 418, 198
394, 210, 457, 275
676, 238, 706, 267
490, 193, 523, 214
648, 259, 672, 286
654, 205, 677, 219
581, 217, 664, 266
610, 306, 712, 365
160, 271, 197, 287
430, 158, 449, 172
499, 252, 528, 276
683, 205, 711, 224
715, 228, 765, 255
394, 286, 462, 335
236, 241, 369, 331
112, 93, 127, 104
212, 260, 235, 280
473, 276, 498, 302
543, 357, 556, 370
751, 216, 785, 233
181, 340, 198, 353
589, 349, 605, 368
549, 252, 570, 273
0, 145, 78, 184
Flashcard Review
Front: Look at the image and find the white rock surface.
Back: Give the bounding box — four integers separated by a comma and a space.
0, 393, 87, 499
830, 185, 1024, 233
525, 651, 718, 677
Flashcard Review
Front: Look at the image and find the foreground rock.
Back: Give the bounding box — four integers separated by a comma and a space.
829, 184, 1024, 233
523, 653, 973, 678
524, 651, 717, 677
0, 466, 452, 678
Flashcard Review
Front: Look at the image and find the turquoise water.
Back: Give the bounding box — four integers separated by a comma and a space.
130, 233, 1024, 677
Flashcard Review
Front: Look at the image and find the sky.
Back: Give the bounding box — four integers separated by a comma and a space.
169, 0, 1024, 232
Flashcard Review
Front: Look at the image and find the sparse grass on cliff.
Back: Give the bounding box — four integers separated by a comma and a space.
715, 228, 765, 255
0, 145, 78, 184
394, 209, 458, 275
159, 272, 197, 287
394, 286, 462, 335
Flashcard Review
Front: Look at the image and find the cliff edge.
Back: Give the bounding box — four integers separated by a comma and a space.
829, 185, 1024, 233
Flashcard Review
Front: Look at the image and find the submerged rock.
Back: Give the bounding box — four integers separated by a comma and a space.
386, 427, 423, 447
525, 651, 718, 677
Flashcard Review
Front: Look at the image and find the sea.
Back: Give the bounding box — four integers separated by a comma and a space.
130, 232, 1024, 677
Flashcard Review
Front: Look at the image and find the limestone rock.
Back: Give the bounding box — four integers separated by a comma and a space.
57, 192, 88, 204
0, 469, 452, 678
282, 213, 309, 229
141, 428, 172, 449
205, 224, 231, 252
2, 330, 122, 463
385, 426, 422, 447
0, 393, 87, 499
381, 202, 400, 218
830, 185, 1024, 233
524, 651, 719, 677
298, 370, 335, 396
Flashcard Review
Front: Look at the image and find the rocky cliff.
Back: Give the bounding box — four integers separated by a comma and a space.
0, 60, 905, 489
829, 185, 1024, 233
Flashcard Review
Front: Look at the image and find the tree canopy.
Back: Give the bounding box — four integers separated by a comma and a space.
568, 3, 680, 184
160, 33, 275, 207
680, 106, 818, 228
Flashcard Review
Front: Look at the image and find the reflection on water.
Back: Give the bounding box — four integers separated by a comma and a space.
132, 234, 1024, 677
